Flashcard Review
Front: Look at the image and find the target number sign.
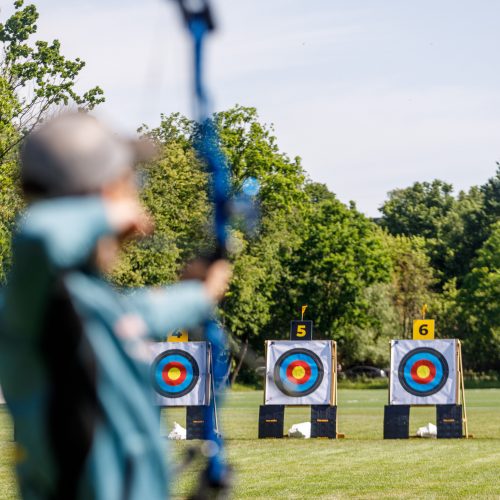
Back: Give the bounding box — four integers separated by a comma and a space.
274, 348, 324, 397
289, 320, 313, 341
412, 319, 435, 340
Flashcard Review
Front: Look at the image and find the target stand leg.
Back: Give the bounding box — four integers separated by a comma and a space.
384, 405, 410, 439
436, 404, 463, 438
310, 405, 337, 438
186, 406, 214, 440
258, 405, 285, 438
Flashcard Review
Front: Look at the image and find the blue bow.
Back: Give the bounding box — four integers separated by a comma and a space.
172, 0, 232, 495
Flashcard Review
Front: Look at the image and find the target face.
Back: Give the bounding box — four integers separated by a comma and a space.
398, 347, 449, 397
273, 348, 324, 397
151, 349, 199, 398
390, 339, 458, 405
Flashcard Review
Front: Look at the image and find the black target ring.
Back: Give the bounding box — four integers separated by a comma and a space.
273, 348, 324, 397
151, 349, 199, 398
398, 347, 449, 397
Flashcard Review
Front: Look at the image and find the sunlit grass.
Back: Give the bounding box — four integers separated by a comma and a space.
1, 389, 499, 499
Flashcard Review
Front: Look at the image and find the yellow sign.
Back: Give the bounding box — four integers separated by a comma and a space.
413, 319, 435, 340
167, 330, 189, 342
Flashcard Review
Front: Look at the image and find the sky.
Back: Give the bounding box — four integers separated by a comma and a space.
2, 0, 499, 216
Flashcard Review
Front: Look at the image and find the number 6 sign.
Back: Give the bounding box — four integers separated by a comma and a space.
413, 319, 435, 340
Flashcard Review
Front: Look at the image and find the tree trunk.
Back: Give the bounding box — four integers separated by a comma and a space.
230, 337, 249, 386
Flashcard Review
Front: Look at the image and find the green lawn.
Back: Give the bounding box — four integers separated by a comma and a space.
1, 389, 500, 499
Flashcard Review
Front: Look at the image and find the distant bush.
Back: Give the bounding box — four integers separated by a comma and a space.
463, 371, 500, 389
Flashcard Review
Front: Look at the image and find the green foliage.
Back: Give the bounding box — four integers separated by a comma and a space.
444, 166, 500, 282
377, 167, 498, 371
215, 105, 306, 214
0, 1, 105, 281
385, 234, 435, 337
0, 0, 105, 160
453, 223, 500, 370
113, 134, 210, 287
264, 184, 393, 366
379, 179, 455, 240
0, 76, 22, 282
0, 0, 497, 373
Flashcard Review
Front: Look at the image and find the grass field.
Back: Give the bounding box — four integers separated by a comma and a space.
1, 389, 499, 499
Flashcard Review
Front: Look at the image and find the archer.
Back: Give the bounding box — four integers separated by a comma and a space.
0, 112, 231, 499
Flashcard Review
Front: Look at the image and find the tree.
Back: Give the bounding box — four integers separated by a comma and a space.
267, 183, 392, 366
0, 1, 105, 281
444, 166, 500, 282
0, 76, 22, 281
384, 234, 435, 338
379, 180, 455, 240
113, 115, 210, 287
453, 223, 500, 370
214, 107, 308, 378
379, 180, 457, 284
215, 105, 306, 215
0, 0, 105, 162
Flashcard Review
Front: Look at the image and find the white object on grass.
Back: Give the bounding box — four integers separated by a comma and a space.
168, 422, 187, 440
288, 422, 311, 438
416, 422, 437, 438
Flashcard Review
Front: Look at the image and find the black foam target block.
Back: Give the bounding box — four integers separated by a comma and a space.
436, 404, 463, 439
310, 405, 337, 438
258, 405, 285, 438
186, 406, 207, 440
384, 405, 410, 439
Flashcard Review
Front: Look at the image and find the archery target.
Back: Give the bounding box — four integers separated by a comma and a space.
390, 340, 457, 405
265, 341, 333, 405
149, 342, 209, 407
152, 350, 199, 398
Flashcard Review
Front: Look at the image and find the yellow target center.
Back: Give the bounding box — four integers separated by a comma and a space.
292, 365, 306, 379
416, 365, 430, 379
168, 367, 181, 380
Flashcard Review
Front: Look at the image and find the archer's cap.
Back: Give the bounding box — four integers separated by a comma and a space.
20, 112, 147, 196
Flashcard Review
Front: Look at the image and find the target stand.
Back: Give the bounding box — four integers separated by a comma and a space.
384, 339, 468, 439
258, 340, 338, 439
149, 341, 218, 440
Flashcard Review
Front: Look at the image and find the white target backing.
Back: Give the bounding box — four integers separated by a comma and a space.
390, 339, 458, 405
149, 341, 210, 407
265, 340, 334, 406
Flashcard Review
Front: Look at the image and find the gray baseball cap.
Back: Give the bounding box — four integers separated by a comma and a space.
21, 112, 145, 196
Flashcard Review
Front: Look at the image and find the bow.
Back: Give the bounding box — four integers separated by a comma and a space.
172, 0, 233, 497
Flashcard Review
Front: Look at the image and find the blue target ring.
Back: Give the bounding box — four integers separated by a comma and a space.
398, 347, 449, 397
151, 349, 199, 398
273, 348, 324, 397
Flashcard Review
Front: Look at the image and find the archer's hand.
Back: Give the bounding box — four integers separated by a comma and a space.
182, 258, 232, 303
204, 259, 232, 302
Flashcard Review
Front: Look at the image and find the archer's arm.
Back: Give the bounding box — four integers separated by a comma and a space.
126, 281, 215, 340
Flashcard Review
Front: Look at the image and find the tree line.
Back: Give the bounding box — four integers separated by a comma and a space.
1, 2, 498, 380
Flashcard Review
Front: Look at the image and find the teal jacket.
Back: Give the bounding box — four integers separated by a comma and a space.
0, 197, 214, 500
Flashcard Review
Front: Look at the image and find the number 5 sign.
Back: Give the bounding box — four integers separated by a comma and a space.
290, 320, 313, 341
412, 320, 435, 340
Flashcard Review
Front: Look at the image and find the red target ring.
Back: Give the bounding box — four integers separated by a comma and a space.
286, 360, 311, 385
161, 361, 187, 386
410, 359, 436, 384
